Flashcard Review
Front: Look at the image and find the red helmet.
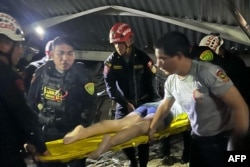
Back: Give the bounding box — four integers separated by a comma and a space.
109, 23, 133, 43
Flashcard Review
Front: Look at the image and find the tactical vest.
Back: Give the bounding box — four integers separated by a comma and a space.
37, 66, 74, 128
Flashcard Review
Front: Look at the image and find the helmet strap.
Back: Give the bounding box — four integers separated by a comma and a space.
124, 43, 132, 56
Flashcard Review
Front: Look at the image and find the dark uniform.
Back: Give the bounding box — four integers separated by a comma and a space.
191, 45, 250, 105
104, 47, 160, 118
104, 46, 160, 167
28, 61, 95, 167
23, 57, 47, 92
0, 61, 46, 167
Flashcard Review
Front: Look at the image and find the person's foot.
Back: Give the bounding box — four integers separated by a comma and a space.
88, 134, 112, 159
63, 125, 85, 144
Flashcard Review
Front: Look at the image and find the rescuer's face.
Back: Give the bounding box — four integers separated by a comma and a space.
11, 42, 24, 66
114, 42, 127, 56
155, 48, 179, 75
52, 44, 75, 72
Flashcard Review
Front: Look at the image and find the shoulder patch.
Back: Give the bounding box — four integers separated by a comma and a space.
147, 61, 157, 74
84, 82, 95, 95
105, 62, 112, 68
199, 50, 214, 61
216, 69, 230, 82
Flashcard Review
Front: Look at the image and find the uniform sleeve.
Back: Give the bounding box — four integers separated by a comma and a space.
83, 75, 97, 125
103, 56, 128, 106
27, 68, 43, 113
74, 62, 97, 126
0, 68, 46, 153
143, 54, 161, 102
23, 64, 37, 92
203, 65, 233, 97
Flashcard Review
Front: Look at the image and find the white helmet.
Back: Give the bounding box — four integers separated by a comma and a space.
0, 12, 25, 41
45, 40, 53, 58
199, 35, 224, 55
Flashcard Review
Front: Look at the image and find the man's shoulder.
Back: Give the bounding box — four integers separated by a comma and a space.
104, 52, 121, 66
194, 60, 219, 73
194, 60, 230, 84
35, 60, 54, 76
165, 74, 176, 83
106, 52, 118, 61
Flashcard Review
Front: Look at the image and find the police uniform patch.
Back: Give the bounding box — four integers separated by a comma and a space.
216, 70, 229, 82
199, 50, 214, 61
84, 82, 95, 95
105, 62, 112, 68
43, 87, 63, 102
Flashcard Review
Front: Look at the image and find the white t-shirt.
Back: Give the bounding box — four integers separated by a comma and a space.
164, 60, 233, 136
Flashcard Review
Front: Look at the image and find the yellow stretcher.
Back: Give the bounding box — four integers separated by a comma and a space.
39, 113, 189, 162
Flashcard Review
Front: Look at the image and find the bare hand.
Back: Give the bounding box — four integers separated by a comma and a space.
24, 143, 51, 162
127, 103, 135, 113
24, 143, 36, 153
33, 150, 51, 162
148, 128, 156, 141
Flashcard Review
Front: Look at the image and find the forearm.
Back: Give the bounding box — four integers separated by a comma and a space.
223, 86, 249, 134
150, 98, 173, 130
233, 103, 249, 135
104, 78, 128, 106
106, 87, 128, 106
221, 86, 249, 150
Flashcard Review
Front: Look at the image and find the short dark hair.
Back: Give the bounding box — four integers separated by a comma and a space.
52, 36, 74, 50
154, 31, 191, 57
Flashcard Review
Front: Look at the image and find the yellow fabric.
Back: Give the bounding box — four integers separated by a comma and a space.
39, 113, 189, 162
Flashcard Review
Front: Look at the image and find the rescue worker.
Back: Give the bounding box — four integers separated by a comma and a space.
23, 40, 53, 92
104, 23, 161, 167
150, 32, 249, 167
0, 12, 49, 167
27, 36, 95, 167
193, 34, 250, 105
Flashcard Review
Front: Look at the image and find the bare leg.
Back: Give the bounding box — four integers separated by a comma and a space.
88, 118, 152, 159
63, 112, 141, 144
